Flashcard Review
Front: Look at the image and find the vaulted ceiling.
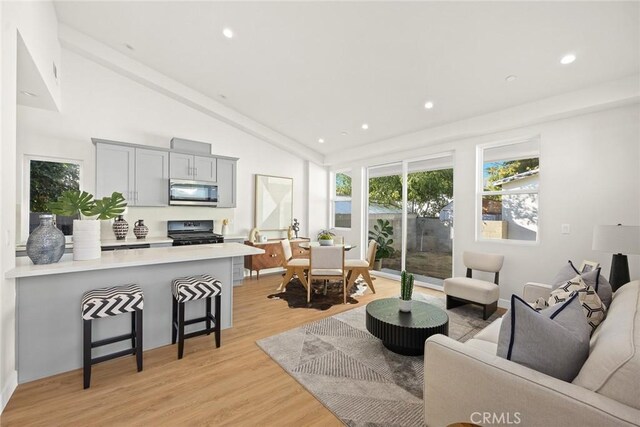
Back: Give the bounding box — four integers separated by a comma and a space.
54, 1, 640, 158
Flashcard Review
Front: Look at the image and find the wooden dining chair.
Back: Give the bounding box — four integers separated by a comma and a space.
278, 239, 310, 292
308, 246, 346, 303
344, 240, 378, 303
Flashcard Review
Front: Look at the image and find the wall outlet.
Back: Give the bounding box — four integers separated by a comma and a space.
561, 224, 570, 234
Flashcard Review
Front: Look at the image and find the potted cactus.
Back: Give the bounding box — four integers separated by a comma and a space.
399, 270, 414, 312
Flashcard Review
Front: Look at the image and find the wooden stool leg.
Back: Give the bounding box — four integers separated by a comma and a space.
135, 308, 143, 372
178, 302, 185, 359
171, 296, 177, 345
83, 319, 92, 389
214, 295, 221, 348
206, 297, 212, 335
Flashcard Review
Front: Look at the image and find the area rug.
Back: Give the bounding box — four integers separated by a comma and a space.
257, 293, 500, 426
267, 278, 369, 310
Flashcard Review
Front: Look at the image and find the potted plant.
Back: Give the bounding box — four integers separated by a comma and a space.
317, 229, 335, 246
399, 270, 414, 312
368, 219, 394, 270
49, 190, 127, 260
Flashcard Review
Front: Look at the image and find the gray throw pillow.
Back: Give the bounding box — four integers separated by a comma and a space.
497, 294, 590, 382
552, 260, 613, 308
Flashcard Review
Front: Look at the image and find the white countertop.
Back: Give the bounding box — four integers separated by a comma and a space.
6, 243, 264, 279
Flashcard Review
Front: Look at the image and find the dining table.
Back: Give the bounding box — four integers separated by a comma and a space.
297, 242, 357, 251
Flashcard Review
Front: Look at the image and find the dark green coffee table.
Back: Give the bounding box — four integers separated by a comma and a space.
365, 298, 449, 356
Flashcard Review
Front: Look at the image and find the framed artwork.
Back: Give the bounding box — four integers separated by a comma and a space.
579, 260, 600, 274
255, 174, 293, 231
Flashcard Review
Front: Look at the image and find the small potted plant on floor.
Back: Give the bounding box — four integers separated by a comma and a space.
317, 229, 335, 246
399, 270, 414, 312
368, 219, 394, 270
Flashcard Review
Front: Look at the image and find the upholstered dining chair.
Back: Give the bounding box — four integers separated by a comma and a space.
308, 245, 346, 303
344, 240, 378, 303
443, 251, 504, 320
278, 239, 310, 292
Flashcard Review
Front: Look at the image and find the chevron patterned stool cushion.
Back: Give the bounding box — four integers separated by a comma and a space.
82, 284, 144, 320
172, 275, 222, 303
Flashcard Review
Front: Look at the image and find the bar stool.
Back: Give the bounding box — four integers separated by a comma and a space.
81, 284, 144, 389
172, 274, 222, 359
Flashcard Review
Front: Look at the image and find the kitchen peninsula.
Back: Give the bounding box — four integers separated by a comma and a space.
6, 242, 263, 383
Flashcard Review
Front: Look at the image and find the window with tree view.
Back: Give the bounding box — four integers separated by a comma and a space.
334, 171, 352, 228
480, 140, 539, 241
28, 159, 81, 236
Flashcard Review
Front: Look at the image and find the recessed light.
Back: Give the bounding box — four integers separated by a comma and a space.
505, 75, 518, 82
424, 101, 434, 109
318, 138, 325, 144
361, 123, 369, 130
20, 91, 37, 97
341, 131, 349, 136
560, 53, 576, 65
223, 28, 234, 39
124, 44, 135, 51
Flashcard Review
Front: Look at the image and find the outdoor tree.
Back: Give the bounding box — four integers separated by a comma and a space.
336, 173, 352, 196
30, 161, 80, 213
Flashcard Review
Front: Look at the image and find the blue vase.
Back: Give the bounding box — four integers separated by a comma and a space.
26, 214, 65, 264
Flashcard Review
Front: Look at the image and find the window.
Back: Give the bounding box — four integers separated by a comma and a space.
333, 171, 352, 228
23, 156, 82, 242
478, 139, 540, 242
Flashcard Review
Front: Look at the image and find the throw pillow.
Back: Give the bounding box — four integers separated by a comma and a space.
552, 260, 612, 308
497, 294, 590, 382
550, 277, 606, 332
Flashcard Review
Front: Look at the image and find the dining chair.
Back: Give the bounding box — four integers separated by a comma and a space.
344, 240, 378, 303
278, 240, 310, 292
308, 245, 346, 303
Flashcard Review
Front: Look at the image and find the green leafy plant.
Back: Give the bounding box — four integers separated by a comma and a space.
317, 229, 335, 240
48, 190, 127, 220
400, 270, 414, 301
368, 219, 394, 260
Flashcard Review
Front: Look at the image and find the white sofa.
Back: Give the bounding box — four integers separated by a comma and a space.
424, 280, 640, 427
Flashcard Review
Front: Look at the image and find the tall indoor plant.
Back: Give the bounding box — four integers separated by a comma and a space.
368, 219, 394, 270
49, 190, 127, 260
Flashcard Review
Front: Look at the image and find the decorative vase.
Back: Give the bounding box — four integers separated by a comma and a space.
73, 219, 101, 261
319, 239, 334, 246
134, 219, 149, 239
26, 214, 65, 265
112, 215, 129, 240
399, 298, 412, 313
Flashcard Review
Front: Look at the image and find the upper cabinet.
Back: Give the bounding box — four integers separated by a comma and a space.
95, 141, 168, 207
95, 139, 236, 208
170, 152, 217, 182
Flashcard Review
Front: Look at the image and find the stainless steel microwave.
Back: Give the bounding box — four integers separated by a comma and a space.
169, 179, 218, 206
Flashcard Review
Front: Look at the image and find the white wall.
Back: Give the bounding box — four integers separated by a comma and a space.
17, 48, 323, 241
1, 0, 61, 412
334, 104, 640, 305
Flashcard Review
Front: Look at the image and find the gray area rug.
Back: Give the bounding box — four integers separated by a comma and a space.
257, 293, 500, 426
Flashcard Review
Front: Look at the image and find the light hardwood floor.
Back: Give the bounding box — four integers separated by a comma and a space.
2, 274, 444, 426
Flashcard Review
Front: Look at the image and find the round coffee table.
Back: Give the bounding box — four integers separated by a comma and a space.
366, 298, 449, 356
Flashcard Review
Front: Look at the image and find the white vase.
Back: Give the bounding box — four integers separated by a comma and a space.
399, 298, 412, 313
73, 220, 101, 261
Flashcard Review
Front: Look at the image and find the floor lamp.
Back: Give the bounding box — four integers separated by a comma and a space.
592, 224, 640, 292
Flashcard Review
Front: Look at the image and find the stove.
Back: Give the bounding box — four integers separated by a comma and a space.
167, 220, 224, 246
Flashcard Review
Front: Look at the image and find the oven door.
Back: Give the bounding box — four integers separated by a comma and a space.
169, 179, 218, 206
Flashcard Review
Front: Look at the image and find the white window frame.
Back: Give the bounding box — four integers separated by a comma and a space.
22, 155, 84, 244
331, 169, 353, 230
476, 137, 540, 245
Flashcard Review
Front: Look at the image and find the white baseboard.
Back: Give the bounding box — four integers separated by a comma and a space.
498, 298, 510, 309
0, 369, 17, 414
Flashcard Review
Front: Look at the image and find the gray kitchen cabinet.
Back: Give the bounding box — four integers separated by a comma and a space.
135, 148, 169, 206
96, 141, 168, 206
170, 152, 217, 182
217, 158, 237, 208
96, 143, 135, 201
224, 237, 246, 286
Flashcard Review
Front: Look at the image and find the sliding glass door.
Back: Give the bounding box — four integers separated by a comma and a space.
367, 154, 454, 288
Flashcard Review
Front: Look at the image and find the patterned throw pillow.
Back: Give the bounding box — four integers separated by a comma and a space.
549, 276, 606, 331
552, 260, 613, 308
